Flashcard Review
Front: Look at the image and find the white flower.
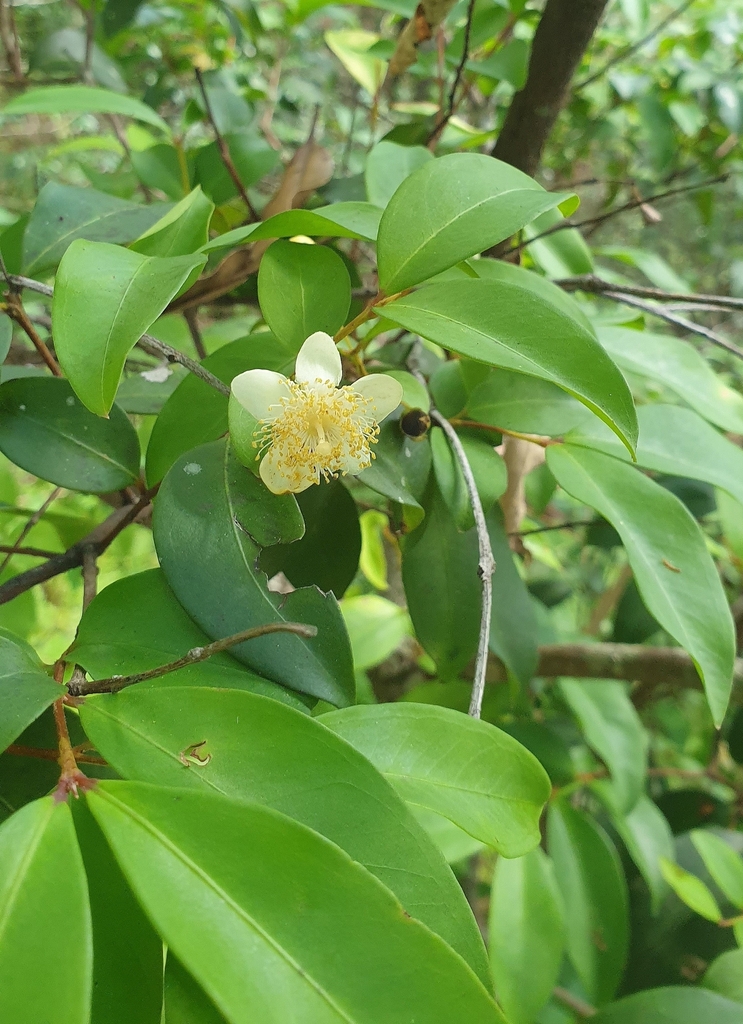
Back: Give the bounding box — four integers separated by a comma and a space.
230, 331, 403, 495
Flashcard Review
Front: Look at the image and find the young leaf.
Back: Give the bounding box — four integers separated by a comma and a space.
659, 858, 722, 921
130, 186, 215, 259
548, 800, 629, 1006
592, 987, 743, 1023
153, 438, 355, 706
2, 84, 171, 132
691, 830, 743, 909
79, 685, 490, 985
0, 631, 61, 752
53, 239, 206, 416
560, 679, 648, 813
0, 378, 140, 491
376, 153, 576, 292
257, 241, 351, 351
382, 280, 638, 455
200, 205, 380, 256
322, 703, 552, 856
88, 782, 505, 1023
0, 798, 92, 1023
547, 444, 736, 726
489, 847, 566, 1024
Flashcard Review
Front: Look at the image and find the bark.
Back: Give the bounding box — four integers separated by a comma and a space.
491, 0, 609, 176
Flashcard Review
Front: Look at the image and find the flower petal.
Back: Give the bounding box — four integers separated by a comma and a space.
231, 369, 290, 420
259, 446, 315, 495
349, 373, 403, 422
295, 332, 342, 386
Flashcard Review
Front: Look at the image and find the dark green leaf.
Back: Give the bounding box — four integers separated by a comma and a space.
193, 133, 279, 206
548, 800, 629, 1005
593, 987, 743, 1023
88, 782, 505, 1023
0, 798, 92, 1023
487, 508, 539, 686
0, 378, 140, 491
323, 702, 551, 855
0, 315, 11, 364
115, 366, 186, 415
0, 630, 62, 752
430, 426, 506, 531
547, 444, 736, 727
153, 438, 354, 705
358, 420, 429, 529
258, 241, 351, 350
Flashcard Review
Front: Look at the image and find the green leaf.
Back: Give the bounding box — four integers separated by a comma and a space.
593, 987, 743, 1023
548, 801, 629, 1006
659, 857, 722, 921
524, 206, 594, 278
364, 140, 433, 208
0, 631, 61, 752
0, 378, 140, 491
357, 420, 428, 529
376, 153, 576, 292
130, 143, 186, 200
0, 798, 92, 1023
261, 480, 361, 597
22, 182, 173, 275
165, 956, 227, 1024
468, 256, 595, 331
88, 782, 505, 1022
116, 365, 186, 415
0, 315, 11, 364
560, 679, 647, 813
200, 205, 380, 255
547, 444, 736, 727
70, 568, 309, 709
193, 133, 279, 206
130, 187, 214, 258
704, 948, 743, 1004
153, 438, 355, 706
257, 241, 351, 351
71, 800, 162, 1024
322, 703, 551, 855
325, 29, 386, 96
340, 594, 411, 671
145, 332, 296, 486
467, 367, 591, 436
691, 830, 743, 910
568, 404, 743, 508
382, 280, 638, 456
598, 325, 743, 435
489, 847, 565, 1024
79, 685, 490, 985
430, 426, 506, 531
53, 239, 206, 416
401, 478, 480, 678
487, 508, 539, 686
412, 806, 485, 865
2, 84, 170, 132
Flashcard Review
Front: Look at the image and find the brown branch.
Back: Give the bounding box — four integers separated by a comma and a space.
6, 744, 106, 765
0, 494, 152, 606
427, 0, 477, 147
511, 520, 593, 537
0, 486, 62, 574
552, 988, 596, 1019
0, 0, 23, 83
195, 68, 258, 221
3, 295, 62, 376
184, 309, 207, 360
69, 621, 319, 696
558, 274, 743, 313
0, 544, 59, 558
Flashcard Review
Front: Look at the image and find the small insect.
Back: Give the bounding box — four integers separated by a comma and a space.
661, 559, 681, 573
177, 740, 211, 768
400, 408, 431, 439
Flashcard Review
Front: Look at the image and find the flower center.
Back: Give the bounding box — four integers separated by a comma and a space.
255, 379, 380, 488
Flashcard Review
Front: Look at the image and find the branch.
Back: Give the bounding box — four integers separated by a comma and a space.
552, 988, 596, 1019
0, 495, 152, 606
0, 486, 62, 574
576, 0, 697, 91
195, 69, 258, 221
427, 0, 477, 146
69, 621, 318, 696
558, 274, 743, 313
430, 410, 495, 719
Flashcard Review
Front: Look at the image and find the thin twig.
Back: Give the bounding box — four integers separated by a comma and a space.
184, 309, 207, 360
0, 544, 59, 558
7, 275, 53, 298
195, 68, 258, 221
69, 621, 318, 696
5, 744, 106, 765
427, 0, 477, 146
0, 0, 23, 83
81, 0, 95, 84
1, 259, 61, 375
0, 486, 62, 575
511, 519, 593, 537
576, 0, 696, 91
449, 418, 555, 447
552, 987, 597, 1018
558, 274, 743, 312
430, 410, 495, 718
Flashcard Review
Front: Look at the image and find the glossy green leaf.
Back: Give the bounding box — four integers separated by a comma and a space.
53, 239, 206, 416
154, 438, 354, 705
489, 847, 565, 1024
79, 685, 490, 984
323, 703, 551, 855
487, 508, 539, 686
22, 183, 172, 275
659, 857, 722, 920
560, 679, 647, 813
0, 378, 140, 491
365, 140, 432, 208
70, 569, 308, 709
593, 987, 743, 1023
130, 187, 214, 258
703, 948, 743, 1004
2, 84, 170, 132
401, 478, 480, 678
257, 241, 351, 351
165, 956, 227, 1024
376, 153, 576, 292
145, 332, 296, 485
382, 280, 637, 455
0, 798, 92, 1023
691, 830, 743, 909
340, 594, 411, 670
547, 444, 736, 726
597, 325, 743, 435
548, 800, 629, 1005
0, 631, 61, 752
116, 365, 186, 414
71, 800, 162, 1024
468, 256, 595, 332
357, 420, 429, 529
413, 806, 485, 865
201, 204, 381, 255
430, 426, 506, 531
88, 782, 504, 1023
524, 206, 594, 278
467, 367, 591, 436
